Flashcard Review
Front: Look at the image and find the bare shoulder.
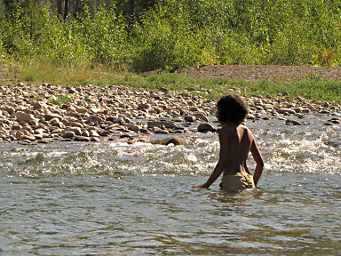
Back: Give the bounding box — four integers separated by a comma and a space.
240, 125, 254, 141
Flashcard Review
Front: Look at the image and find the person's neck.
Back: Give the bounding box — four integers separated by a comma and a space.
221, 122, 238, 128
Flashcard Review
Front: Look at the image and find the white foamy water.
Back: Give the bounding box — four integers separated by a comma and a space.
0, 113, 339, 177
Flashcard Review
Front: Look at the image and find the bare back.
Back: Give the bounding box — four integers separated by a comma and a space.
218, 125, 253, 175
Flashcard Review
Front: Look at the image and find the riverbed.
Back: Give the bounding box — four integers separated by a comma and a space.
0, 113, 340, 255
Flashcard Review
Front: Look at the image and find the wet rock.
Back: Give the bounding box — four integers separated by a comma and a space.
247, 114, 255, 120
120, 132, 138, 139
139, 128, 150, 134
194, 113, 209, 122
295, 113, 305, 119
62, 130, 76, 139
277, 108, 296, 115
74, 136, 91, 142
285, 119, 302, 126
301, 108, 310, 113
197, 123, 216, 133
153, 127, 169, 134
98, 129, 110, 136
150, 135, 184, 146
127, 138, 137, 144
147, 121, 176, 129
184, 115, 196, 122
323, 122, 333, 126
91, 137, 100, 142
319, 110, 330, 114
37, 138, 53, 144
327, 118, 340, 124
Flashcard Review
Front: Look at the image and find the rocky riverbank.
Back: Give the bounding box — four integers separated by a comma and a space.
0, 83, 340, 145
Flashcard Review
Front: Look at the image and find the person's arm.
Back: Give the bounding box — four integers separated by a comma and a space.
194, 130, 227, 189
250, 137, 264, 186
197, 160, 225, 189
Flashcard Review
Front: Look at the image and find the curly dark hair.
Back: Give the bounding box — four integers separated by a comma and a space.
216, 95, 248, 125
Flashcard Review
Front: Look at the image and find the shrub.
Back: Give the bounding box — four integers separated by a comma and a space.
0, 0, 339, 70
74, 6, 130, 65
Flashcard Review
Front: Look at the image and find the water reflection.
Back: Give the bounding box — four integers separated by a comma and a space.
0, 175, 340, 255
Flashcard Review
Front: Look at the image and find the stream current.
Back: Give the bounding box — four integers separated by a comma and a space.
0, 113, 340, 255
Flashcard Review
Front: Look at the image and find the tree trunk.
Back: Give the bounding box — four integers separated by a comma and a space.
3, 0, 17, 16
56, 0, 63, 18
63, 0, 68, 20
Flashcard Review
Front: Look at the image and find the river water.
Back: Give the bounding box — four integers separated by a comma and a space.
0, 114, 340, 255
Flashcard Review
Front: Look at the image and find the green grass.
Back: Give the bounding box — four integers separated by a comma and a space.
48, 94, 74, 106
2, 61, 341, 103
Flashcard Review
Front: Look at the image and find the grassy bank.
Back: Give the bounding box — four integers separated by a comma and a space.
1, 61, 340, 103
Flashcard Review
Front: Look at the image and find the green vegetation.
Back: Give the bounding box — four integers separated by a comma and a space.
0, 0, 340, 70
0, 1, 340, 103
3, 61, 340, 103
49, 94, 74, 106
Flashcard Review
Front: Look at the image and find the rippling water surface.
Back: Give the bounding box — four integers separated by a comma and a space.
0, 114, 340, 255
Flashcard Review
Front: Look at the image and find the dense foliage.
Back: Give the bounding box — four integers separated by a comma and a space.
0, 0, 340, 71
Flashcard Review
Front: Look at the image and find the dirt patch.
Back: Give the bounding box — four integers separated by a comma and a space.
179, 65, 341, 82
